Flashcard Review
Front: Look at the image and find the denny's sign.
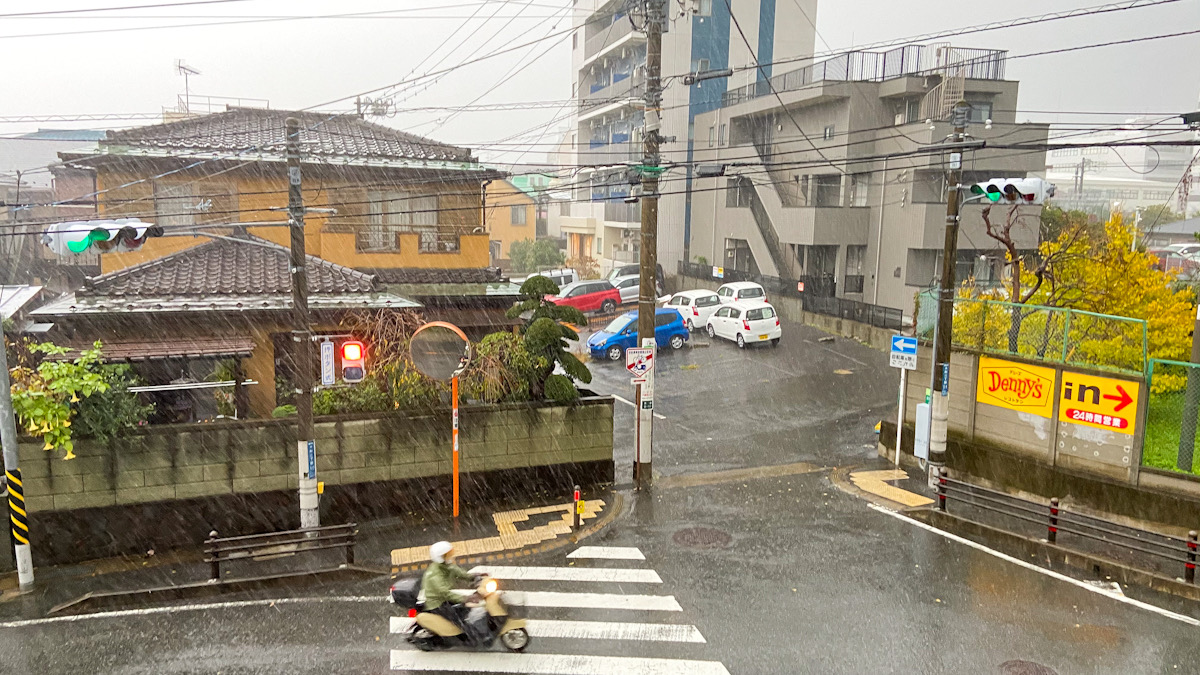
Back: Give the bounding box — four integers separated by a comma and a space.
976, 357, 1056, 418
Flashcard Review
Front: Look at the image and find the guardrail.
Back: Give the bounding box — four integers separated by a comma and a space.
936, 470, 1197, 583
204, 523, 358, 582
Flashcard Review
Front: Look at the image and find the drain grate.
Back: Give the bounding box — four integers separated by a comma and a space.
999, 661, 1059, 675
672, 527, 732, 549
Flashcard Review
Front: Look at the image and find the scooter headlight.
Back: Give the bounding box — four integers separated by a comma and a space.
483, 578, 498, 596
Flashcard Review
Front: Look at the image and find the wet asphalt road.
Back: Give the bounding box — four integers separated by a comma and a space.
2, 320, 1198, 674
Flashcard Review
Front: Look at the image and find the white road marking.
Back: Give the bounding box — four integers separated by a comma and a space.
610, 393, 667, 420
471, 565, 661, 583
391, 617, 704, 643
389, 651, 731, 674
568, 546, 646, 560
454, 590, 683, 611
0, 595, 385, 629
868, 503, 1200, 627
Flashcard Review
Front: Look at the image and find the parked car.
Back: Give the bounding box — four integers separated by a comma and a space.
512, 267, 579, 289
546, 279, 621, 313
1148, 249, 1200, 277
1166, 243, 1200, 258
608, 262, 665, 284
586, 308, 690, 361
661, 289, 722, 331
706, 300, 781, 349
716, 281, 767, 304
610, 274, 667, 305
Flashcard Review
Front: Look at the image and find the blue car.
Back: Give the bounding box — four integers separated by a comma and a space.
587, 308, 689, 361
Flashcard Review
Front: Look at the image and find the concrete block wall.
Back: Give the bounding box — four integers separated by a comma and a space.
18, 397, 614, 514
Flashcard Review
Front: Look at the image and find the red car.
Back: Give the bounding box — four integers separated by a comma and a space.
547, 279, 621, 313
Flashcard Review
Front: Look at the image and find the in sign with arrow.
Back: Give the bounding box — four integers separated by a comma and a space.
1059, 371, 1140, 435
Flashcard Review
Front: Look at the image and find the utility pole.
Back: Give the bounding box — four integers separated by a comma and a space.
0, 328, 34, 591
1178, 306, 1200, 472
286, 117, 319, 529
928, 102, 970, 484
634, 0, 665, 489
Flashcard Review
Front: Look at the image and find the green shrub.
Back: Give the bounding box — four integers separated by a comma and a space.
272, 405, 297, 418
460, 331, 534, 403
313, 377, 391, 415
544, 374, 580, 403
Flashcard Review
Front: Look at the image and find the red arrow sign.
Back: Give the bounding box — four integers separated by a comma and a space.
1102, 385, 1133, 412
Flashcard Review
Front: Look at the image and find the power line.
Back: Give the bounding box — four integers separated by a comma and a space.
0, 0, 255, 18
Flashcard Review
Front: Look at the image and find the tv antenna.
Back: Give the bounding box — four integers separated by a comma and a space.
175, 60, 201, 113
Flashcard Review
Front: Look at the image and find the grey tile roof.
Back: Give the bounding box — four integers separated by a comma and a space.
1150, 216, 1200, 236
358, 267, 504, 285
78, 235, 379, 297
104, 108, 474, 163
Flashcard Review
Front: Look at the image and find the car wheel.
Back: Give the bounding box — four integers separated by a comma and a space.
601, 300, 616, 313
670, 335, 685, 350
771, 338, 780, 348
606, 345, 623, 361
686, 319, 694, 332
706, 324, 715, 338
736, 334, 746, 349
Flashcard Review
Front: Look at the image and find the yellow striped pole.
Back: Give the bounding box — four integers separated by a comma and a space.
1, 333, 34, 590
7, 470, 29, 546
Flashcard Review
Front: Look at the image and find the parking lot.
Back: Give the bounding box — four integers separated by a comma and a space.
578, 318, 899, 480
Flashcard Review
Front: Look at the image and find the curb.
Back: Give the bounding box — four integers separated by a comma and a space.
389, 489, 625, 576
828, 464, 928, 512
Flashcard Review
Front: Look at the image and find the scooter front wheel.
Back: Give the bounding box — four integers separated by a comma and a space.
499, 628, 530, 652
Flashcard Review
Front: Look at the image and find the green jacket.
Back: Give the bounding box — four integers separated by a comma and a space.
421, 561, 475, 610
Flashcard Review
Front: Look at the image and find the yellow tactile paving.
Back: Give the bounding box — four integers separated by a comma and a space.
849, 470, 934, 508
391, 499, 608, 567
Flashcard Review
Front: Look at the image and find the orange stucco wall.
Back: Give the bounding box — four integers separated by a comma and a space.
485, 181, 536, 260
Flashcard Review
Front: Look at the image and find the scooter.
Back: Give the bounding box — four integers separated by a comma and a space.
389, 575, 530, 653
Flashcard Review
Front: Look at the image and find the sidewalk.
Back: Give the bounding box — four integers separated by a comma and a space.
0, 490, 617, 621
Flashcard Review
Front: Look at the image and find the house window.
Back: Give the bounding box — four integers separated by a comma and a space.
966, 101, 992, 124
708, 125, 715, 148
153, 182, 196, 228
846, 245, 866, 275
692, 58, 710, 74
849, 174, 869, 207
697, 0, 712, 16
360, 190, 441, 252
812, 174, 841, 207
719, 123, 727, 146
823, 125, 835, 141
572, 31, 577, 49
511, 205, 528, 225
726, 176, 753, 208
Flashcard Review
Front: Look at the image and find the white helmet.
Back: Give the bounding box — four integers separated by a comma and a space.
430, 541, 454, 563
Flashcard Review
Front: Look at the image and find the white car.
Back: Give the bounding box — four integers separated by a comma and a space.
716, 281, 767, 304
662, 289, 722, 331
611, 274, 641, 305
706, 300, 781, 349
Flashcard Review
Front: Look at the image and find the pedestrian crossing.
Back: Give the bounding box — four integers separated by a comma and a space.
387, 545, 729, 674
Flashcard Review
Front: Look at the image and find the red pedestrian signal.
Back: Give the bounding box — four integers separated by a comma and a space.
341, 340, 365, 383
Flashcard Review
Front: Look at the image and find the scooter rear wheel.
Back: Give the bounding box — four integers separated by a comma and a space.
410, 628, 438, 652
499, 628, 530, 652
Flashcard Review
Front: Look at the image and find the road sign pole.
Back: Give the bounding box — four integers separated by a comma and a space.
452, 375, 460, 519
895, 367, 907, 469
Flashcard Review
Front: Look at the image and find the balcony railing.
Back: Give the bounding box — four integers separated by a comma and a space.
582, 73, 645, 105
843, 275, 865, 294
604, 200, 640, 223
584, 18, 640, 57
722, 43, 1006, 107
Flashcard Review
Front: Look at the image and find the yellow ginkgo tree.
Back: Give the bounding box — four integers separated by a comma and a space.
8, 341, 109, 459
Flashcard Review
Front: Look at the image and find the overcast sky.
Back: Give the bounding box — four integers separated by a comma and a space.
1, 0, 1197, 166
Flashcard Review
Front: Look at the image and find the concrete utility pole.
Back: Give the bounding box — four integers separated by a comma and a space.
286, 117, 319, 529
928, 102, 971, 484
634, 0, 666, 489
1178, 306, 1200, 472
0, 331, 34, 590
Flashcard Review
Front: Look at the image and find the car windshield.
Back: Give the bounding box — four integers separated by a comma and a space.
602, 315, 634, 333
740, 287, 764, 298
746, 306, 775, 321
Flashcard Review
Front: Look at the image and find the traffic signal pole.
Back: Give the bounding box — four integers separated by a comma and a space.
0, 336, 34, 590
286, 117, 319, 529
928, 103, 970, 485
635, 0, 665, 490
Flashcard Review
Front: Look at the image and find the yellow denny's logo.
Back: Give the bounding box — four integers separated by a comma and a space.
975, 356, 1056, 418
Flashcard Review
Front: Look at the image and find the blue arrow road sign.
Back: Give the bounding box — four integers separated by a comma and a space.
891, 336, 917, 355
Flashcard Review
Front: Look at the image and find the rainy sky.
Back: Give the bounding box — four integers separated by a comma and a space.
1, 0, 1198, 163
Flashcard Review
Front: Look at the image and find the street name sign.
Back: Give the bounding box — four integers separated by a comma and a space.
889, 335, 917, 371
320, 341, 336, 386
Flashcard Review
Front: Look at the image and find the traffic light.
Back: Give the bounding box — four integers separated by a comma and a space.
968, 178, 1056, 205
340, 340, 365, 383
41, 218, 164, 256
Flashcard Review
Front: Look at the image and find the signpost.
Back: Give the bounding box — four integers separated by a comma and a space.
890, 336, 917, 468
320, 341, 335, 387
410, 322, 472, 520
627, 342, 656, 482
712, 266, 724, 279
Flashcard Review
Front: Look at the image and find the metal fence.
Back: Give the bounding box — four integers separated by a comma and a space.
1144, 359, 1200, 476
936, 471, 1198, 584
916, 293, 1148, 376
676, 261, 903, 330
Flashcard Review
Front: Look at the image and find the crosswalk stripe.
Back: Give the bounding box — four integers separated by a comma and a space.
470, 565, 662, 583
389, 651, 732, 674
453, 590, 683, 611
390, 617, 705, 643
567, 546, 646, 560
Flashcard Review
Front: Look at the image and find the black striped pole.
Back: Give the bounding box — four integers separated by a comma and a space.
0, 334, 34, 590
7, 469, 29, 546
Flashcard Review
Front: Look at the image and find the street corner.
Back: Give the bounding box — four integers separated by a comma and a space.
830, 464, 935, 511
389, 490, 623, 574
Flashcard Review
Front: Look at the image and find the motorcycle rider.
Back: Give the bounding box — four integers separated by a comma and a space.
421, 541, 482, 644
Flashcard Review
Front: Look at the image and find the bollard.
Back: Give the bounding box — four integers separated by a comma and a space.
936, 469, 947, 511
573, 485, 582, 530
207, 530, 220, 581
1048, 498, 1060, 544
1187, 531, 1197, 584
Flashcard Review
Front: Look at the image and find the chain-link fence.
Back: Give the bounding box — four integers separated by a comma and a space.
916, 292, 1148, 375
1144, 359, 1200, 476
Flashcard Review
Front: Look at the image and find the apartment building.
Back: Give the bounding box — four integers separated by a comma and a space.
682, 43, 1050, 314
559, 0, 817, 275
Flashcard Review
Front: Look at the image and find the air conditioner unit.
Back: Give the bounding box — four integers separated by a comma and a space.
894, 113, 905, 126
622, 228, 635, 239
